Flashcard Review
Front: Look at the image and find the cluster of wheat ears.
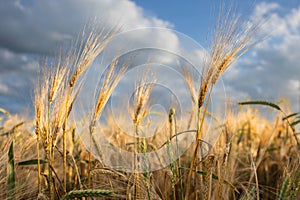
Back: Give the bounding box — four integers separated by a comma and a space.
0, 4, 299, 200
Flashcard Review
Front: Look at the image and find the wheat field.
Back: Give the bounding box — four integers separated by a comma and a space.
0, 6, 299, 200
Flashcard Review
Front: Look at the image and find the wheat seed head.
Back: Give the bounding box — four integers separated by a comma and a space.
131, 68, 156, 126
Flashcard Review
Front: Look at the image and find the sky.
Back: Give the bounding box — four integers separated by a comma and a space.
0, 0, 299, 117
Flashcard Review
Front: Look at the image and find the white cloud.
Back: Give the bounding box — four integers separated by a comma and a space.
0, 0, 180, 114
253, 2, 280, 17
0, 0, 299, 117
224, 2, 300, 111
287, 7, 300, 30
0, 0, 174, 54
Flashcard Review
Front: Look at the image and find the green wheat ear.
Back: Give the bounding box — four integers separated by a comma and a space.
290, 171, 300, 199
61, 189, 113, 199
279, 175, 290, 200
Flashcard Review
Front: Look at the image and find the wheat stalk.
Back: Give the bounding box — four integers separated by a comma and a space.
128, 69, 155, 198
184, 4, 260, 199
33, 23, 119, 198
88, 57, 129, 188
61, 24, 119, 192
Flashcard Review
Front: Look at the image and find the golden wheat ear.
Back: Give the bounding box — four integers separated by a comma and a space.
87, 56, 130, 188
33, 22, 120, 198
185, 3, 262, 199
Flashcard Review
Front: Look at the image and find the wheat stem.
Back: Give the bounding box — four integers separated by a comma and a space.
185, 86, 212, 200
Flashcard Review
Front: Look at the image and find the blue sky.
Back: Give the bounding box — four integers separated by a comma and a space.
0, 0, 299, 116
131, 0, 300, 42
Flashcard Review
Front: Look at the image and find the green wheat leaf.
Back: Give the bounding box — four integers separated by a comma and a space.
238, 101, 281, 111
7, 140, 15, 200
18, 159, 47, 166
290, 119, 300, 127
282, 113, 300, 121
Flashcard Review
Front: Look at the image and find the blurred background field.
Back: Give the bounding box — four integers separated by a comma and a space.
0, 105, 299, 199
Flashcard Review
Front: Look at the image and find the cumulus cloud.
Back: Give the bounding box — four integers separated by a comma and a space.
0, 0, 299, 117
0, 0, 176, 114
224, 2, 300, 111
0, 0, 173, 54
